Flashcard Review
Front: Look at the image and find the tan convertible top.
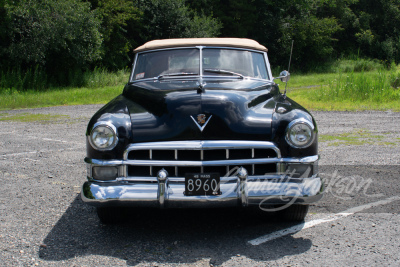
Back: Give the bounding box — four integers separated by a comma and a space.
134, 38, 268, 53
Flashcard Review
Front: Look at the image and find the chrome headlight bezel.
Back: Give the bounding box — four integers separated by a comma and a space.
89, 121, 118, 151
285, 119, 315, 148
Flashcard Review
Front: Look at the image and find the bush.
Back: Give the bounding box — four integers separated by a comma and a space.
310, 70, 400, 102
333, 58, 382, 73
0, 67, 130, 92
389, 68, 400, 89
2, 0, 102, 70
0, 66, 47, 92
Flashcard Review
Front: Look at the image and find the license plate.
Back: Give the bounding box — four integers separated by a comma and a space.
185, 173, 221, 196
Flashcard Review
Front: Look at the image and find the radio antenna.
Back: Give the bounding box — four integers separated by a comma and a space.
283, 40, 294, 98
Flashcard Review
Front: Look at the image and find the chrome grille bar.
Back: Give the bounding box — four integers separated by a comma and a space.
121, 141, 284, 178
125, 158, 279, 166
149, 150, 153, 176
123, 140, 282, 157
174, 149, 178, 176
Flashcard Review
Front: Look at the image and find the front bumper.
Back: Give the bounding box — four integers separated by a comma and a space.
82, 140, 323, 208
81, 173, 323, 208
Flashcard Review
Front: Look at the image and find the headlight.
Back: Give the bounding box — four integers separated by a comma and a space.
89, 122, 118, 150
285, 119, 315, 148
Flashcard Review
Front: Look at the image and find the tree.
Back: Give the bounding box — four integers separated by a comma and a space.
137, 0, 221, 41
3, 0, 102, 71
88, 0, 141, 70
279, 0, 342, 69
0, 0, 9, 69
354, 0, 400, 62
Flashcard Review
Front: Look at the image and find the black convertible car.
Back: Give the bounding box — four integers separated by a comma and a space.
81, 38, 323, 223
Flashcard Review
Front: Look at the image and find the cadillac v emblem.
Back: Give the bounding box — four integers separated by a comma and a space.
191, 114, 212, 132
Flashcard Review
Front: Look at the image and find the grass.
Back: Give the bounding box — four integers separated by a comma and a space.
0, 113, 70, 122
0, 86, 122, 110
287, 92, 400, 111
309, 71, 399, 102
1, 58, 400, 111
276, 72, 339, 88
319, 129, 399, 146
0, 67, 128, 110
286, 66, 400, 111
0, 67, 130, 91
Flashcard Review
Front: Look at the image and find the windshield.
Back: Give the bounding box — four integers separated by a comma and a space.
132, 47, 269, 81
133, 48, 199, 80
202, 48, 268, 79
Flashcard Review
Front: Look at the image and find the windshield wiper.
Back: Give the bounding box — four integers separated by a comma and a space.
157, 72, 198, 79
203, 68, 244, 79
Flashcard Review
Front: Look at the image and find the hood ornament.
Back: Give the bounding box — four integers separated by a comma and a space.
191, 114, 212, 132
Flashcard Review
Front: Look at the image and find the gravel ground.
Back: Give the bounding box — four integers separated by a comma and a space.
0, 105, 399, 266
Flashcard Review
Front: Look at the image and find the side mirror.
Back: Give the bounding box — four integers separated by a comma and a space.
274, 70, 290, 83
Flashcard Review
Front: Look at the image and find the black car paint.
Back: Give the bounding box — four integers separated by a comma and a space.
86, 78, 317, 160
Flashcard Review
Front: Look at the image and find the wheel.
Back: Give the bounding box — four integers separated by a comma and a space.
279, 204, 309, 222
96, 207, 124, 224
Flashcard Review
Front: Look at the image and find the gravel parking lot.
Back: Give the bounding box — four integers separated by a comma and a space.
1, 105, 399, 266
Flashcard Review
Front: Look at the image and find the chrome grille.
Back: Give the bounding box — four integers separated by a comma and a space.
123, 141, 281, 178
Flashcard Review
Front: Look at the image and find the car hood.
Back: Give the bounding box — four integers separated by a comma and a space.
122, 79, 278, 143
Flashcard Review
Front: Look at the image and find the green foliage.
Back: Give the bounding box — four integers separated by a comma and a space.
0, 113, 69, 123
81, 67, 130, 88
319, 129, 397, 147
90, 0, 141, 70
0, 85, 122, 110
389, 65, 400, 88
200, 0, 259, 38
309, 70, 400, 102
187, 0, 343, 71
2, 0, 102, 69
139, 0, 221, 40
2, 0, 400, 89
333, 58, 383, 73
0, 66, 48, 91
2, 61, 400, 111
0, 66, 129, 91
322, 0, 400, 62
282, 15, 342, 70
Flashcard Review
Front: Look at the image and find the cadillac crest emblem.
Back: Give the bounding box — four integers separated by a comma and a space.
197, 114, 206, 124
191, 114, 212, 132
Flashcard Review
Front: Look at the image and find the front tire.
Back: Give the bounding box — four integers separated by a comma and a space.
279, 204, 309, 221
96, 207, 124, 224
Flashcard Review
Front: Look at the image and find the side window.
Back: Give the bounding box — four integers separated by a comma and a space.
252, 53, 268, 79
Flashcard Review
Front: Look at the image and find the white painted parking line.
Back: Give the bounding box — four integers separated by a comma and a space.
1, 147, 81, 158
248, 195, 400, 246
41, 137, 84, 145
1, 151, 38, 157
43, 138, 85, 146
42, 138, 69, 143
